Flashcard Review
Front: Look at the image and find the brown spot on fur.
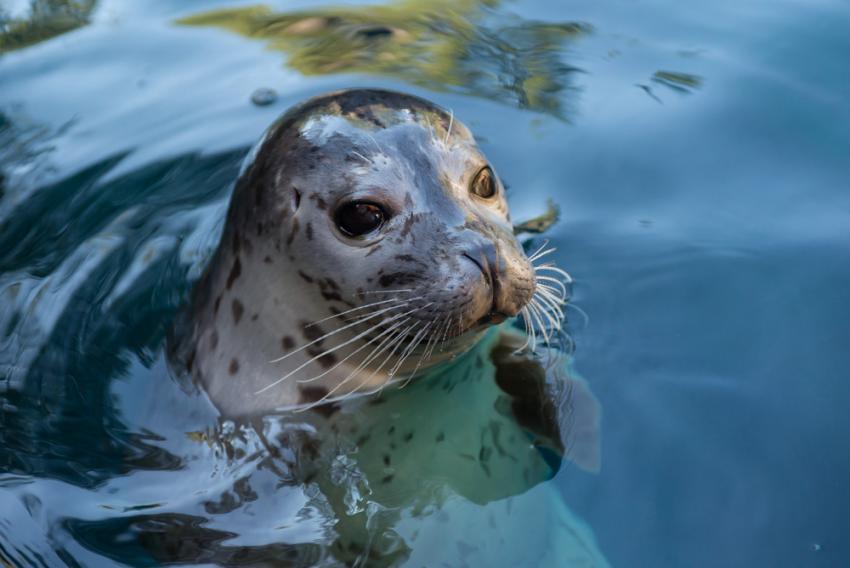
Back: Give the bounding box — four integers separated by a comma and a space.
315, 196, 327, 210
305, 222, 313, 240
318, 278, 347, 303
301, 321, 326, 343
298, 270, 314, 284
282, 336, 295, 351
232, 299, 244, 324
306, 345, 337, 368
251, 313, 259, 321
379, 272, 416, 287
229, 358, 239, 374
298, 386, 339, 418
226, 257, 242, 290
263, 255, 272, 264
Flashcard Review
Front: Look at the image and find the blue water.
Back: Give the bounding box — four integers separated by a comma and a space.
2, 0, 850, 566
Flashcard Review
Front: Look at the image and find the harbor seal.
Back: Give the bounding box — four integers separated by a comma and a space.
162, 89, 605, 566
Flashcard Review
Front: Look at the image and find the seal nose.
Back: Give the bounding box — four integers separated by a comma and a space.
461, 240, 517, 321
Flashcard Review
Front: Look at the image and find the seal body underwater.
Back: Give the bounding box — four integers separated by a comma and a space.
167, 89, 606, 566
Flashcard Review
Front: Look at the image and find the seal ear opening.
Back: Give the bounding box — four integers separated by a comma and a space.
291, 187, 301, 213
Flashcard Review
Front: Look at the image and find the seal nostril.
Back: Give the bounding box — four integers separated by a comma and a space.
461, 252, 491, 285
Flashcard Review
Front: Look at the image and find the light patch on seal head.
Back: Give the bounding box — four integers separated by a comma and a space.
300, 115, 356, 145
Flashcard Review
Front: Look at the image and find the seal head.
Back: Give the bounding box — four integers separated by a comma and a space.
178, 89, 538, 416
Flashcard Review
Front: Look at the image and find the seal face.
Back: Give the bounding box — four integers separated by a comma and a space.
175, 89, 543, 416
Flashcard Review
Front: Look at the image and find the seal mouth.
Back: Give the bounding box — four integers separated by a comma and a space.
476, 311, 509, 326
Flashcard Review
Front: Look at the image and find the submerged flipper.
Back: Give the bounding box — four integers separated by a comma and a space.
492, 327, 602, 473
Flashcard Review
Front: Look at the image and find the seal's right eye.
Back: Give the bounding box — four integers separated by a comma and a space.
335, 201, 387, 237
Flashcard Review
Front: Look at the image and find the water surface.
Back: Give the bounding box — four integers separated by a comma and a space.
2, 0, 850, 566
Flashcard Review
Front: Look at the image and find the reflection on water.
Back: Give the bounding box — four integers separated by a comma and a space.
0, 0, 96, 52
178, 0, 589, 118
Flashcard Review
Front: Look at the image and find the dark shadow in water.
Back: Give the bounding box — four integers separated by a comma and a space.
0, 0, 97, 53
177, 0, 589, 119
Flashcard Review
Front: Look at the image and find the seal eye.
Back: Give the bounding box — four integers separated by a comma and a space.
335, 201, 387, 237
470, 166, 497, 199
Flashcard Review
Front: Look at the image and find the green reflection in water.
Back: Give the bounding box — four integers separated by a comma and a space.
177, 1, 589, 118
0, 0, 96, 53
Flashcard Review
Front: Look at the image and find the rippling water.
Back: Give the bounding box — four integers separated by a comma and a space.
2, 0, 850, 566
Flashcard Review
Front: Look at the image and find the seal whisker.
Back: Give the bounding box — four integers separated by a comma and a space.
534, 263, 574, 284
523, 307, 538, 353
327, 319, 418, 394
406, 322, 442, 382
535, 277, 568, 300
444, 109, 454, 145
537, 284, 567, 307
438, 316, 453, 352
323, 321, 416, 404
537, 288, 567, 313
514, 307, 534, 354
259, 303, 431, 392
532, 295, 562, 332
396, 323, 434, 389
306, 298, 407, 328
297, 317, 410, 394
350, 150, 373, 164
535, 288, 566, 318
420, 318, 444, 365
294, 316, 413, 386
369, 322, 418, 381
528, 246, 557, 263
526, 300, 553, 345
366, 133, 384, 155
526, 240, 551, 262
356, 288, 415, 296
269, 303, 404, 363
388, 322, 431, 379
